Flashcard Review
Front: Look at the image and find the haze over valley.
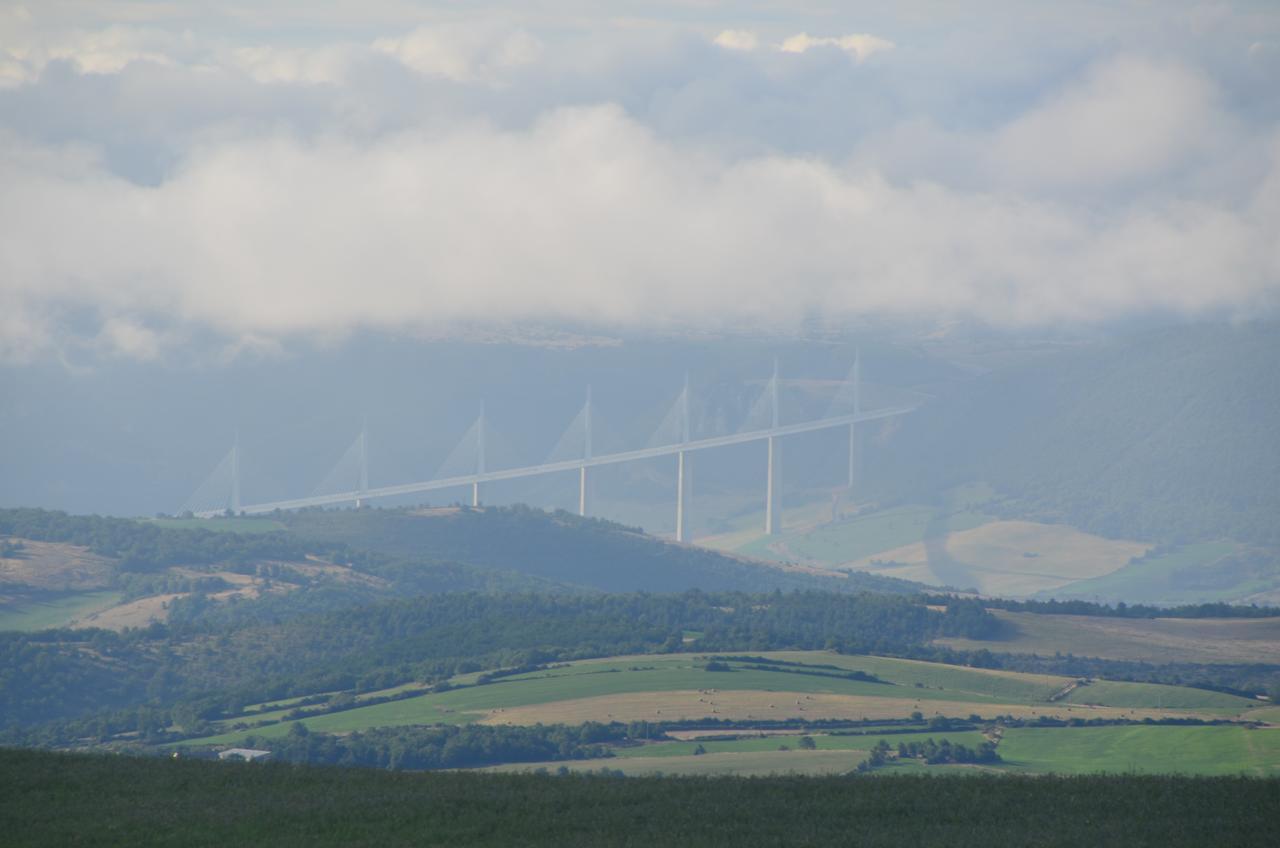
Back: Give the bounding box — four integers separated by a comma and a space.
1, 2, 1278, 844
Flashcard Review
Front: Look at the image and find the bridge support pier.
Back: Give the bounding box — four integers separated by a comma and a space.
675, 450, 686, 542
578, 466, 588, 517
471, 481, 480, 508
765, 436, 779, 535
847, 422, 856, 491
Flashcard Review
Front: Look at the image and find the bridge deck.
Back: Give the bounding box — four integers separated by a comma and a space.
210, 406, 912, 517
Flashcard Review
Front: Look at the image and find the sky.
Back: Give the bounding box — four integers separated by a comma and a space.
1, 1, 1279, 364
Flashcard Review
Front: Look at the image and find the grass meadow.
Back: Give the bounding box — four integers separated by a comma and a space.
996, 725, 1280, 776
0, 590, 123, 631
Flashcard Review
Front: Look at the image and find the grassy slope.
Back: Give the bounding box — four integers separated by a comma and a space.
0, 590, 123, 631
144, 517, 287, 534
4, 749, 1278, 847
727, 507, 993, 568
1044, 542, 1254, 603
1062, 680, 1252, 712
935, 609, 1280, 665
997, 725, 1280, 777
864, 323, 1280, 548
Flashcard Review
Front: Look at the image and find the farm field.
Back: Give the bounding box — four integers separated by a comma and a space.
144, 517, 286, 533
996, 725, 1280, 776
0, 590, 123, 631
697, 495, 1160, 599
1043, 542, 1266, 604
614, 730, 989, 757
180, 651, 1266, 750
847, 520, 1148, 596
933, 610, 1280, 665
717, 504, 991, 567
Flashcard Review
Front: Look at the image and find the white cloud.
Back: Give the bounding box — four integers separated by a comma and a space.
0, 24, 185, 84
778, 33, 895, 62
989, 57, 1220, 190
224, 44, 357, 85
713, 30, 758, 52
1, 103, 1276, 361
0, 7, 1278, 362
372, 24, 542, 83
96, 316, 163, 359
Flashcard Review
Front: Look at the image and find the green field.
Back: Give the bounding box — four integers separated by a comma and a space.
180, 651, 1262, 750
7, 749, 1278, 847
997, 726, 1280, 776
1044, 542, 1240, 603
1062, 680, 1256, 713
0, 591, 123, 631
610, 729, 988, 759
143, 517, 286, 534
766, 652, 1068, 702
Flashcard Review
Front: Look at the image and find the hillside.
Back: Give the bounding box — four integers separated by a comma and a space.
0, 506, 924, 635
865, 322, 1280, 546
280, 505, 918, 595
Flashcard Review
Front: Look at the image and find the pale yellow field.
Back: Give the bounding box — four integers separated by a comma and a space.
479, 688, 1207, 727
937, 611, 1280, 666
71, 593, 185, 630
846, 520, 1148, 595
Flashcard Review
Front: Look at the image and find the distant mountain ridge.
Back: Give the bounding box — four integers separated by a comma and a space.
868, 322, 1280, 546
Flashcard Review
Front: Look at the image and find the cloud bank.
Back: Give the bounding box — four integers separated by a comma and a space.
1, 3, 1278, 360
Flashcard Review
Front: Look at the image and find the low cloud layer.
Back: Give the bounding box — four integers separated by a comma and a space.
1, 3, 1278, 361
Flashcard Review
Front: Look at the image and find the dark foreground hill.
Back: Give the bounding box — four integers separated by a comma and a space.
4, 748, 1277, 848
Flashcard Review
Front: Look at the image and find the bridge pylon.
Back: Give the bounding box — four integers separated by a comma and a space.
472, 403, 486, 507
675, 373, 691, 542
579, 386, 593, 517
765, 358, 781, 535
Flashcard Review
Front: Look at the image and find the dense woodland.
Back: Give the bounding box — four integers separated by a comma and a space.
922, 594, 1280, 620
0, 590, 995, 742
234, 721, 641, 770
4, 748, 1277, 847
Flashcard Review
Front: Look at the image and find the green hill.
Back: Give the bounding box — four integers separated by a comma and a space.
281, 505, 920, 595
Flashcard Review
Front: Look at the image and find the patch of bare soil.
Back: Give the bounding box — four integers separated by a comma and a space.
71, 593, 186, 630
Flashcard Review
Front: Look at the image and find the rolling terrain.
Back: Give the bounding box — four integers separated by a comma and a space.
935, 610, 1280, 665
0, 506, 919, 633
175, 652, 1275, 776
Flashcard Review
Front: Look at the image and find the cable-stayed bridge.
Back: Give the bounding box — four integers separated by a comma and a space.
185, 356, 919, 539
